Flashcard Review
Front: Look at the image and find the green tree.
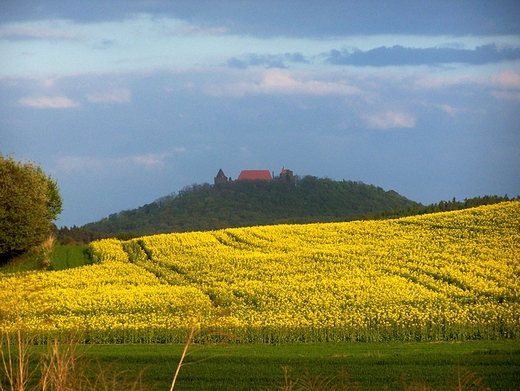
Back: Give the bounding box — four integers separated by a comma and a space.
0, 154, 63, 260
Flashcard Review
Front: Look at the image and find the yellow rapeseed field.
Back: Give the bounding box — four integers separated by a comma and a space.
1, 201, 519, 343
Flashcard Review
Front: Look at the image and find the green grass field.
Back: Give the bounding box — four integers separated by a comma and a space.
49, 244, 89, 270
68, 340, 520, 390
0, 245, 88, 274
3, 339, 519, 390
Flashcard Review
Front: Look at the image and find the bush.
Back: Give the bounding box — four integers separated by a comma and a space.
0, 154, 62, 261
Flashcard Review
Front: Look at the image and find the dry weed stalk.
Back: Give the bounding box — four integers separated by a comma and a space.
169, 325, 197, 391
448, 367, 491, 391
276, 367, 358, 391
36, 235, 55, 270
0, 329, 33, 391
1, 333, 148, 391
39, 338, 80, 391
0, 281, 46, 391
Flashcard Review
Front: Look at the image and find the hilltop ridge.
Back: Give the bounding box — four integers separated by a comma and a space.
79, 175, 417, 237
60, 171, 516, 245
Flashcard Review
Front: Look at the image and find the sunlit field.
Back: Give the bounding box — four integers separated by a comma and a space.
1, 202, 519, 344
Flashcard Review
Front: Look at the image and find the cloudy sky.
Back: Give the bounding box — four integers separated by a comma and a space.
1, 1, 520, 228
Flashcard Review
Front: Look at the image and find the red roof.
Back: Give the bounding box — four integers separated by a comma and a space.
237, 170, 272, 180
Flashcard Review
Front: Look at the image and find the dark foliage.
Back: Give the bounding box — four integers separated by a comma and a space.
361, 193, 519, 221
1, 154, 63, 261
70, 176, 416, 240
58, 175, 517, 244
57, 225, 110, 245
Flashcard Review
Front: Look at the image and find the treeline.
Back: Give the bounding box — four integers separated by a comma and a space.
55, 225, 134, 245
360, 194, 519, 221
56, 176, 517, 245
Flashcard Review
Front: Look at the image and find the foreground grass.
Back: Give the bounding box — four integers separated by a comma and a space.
49, 245, 89, 270
60, 340, 519, 390
0, 245, 88, 274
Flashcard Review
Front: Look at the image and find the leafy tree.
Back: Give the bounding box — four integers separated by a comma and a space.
0, 154, 63, 260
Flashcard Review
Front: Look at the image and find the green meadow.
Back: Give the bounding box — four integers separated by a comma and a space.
29, 340, 520, 390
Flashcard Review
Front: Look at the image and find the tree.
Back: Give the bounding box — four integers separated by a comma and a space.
0, 154, 63, 259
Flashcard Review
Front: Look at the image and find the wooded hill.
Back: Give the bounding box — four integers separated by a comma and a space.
80, 176, 417, 237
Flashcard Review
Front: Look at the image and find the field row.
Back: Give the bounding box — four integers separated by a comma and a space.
1, 201, 519, 343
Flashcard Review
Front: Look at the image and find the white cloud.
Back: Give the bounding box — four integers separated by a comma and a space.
86, 88, 131, 103
412, 70, 520, 102
56, 153, 174, 174
206, 69, 362, 96
490, 70, 520, 89
415, 70, 520, 91
488, 70, 520, 100
363, 110, 416, 129
18, 96, 81, 108
414, 75, 484, 89
439, 104, 462, 117
56, 156, 105, 173
129, 153, 169, 167
491, 91, 520, 100
168, 24, 228, 36
0, 26, 80, 40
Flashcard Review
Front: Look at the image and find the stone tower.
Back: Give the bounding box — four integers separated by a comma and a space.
279, 166, 294, 183
214, 168, 230, 184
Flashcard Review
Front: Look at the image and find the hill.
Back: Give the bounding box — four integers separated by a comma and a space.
80, 176, 418, 236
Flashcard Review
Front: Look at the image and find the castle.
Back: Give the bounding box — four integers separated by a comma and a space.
215, 167, 294, 184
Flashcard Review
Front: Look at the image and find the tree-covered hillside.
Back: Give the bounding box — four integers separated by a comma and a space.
82, 176, 417, 236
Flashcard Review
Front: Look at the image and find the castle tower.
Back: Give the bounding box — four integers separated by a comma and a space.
279, 166, 294, 183
214, 168, 230, 184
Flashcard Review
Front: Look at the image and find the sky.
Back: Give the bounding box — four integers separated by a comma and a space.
1, 1, 520, 228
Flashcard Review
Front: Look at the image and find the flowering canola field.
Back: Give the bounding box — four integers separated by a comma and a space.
1, 202, 519, 343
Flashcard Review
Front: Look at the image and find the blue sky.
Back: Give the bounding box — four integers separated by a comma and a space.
1, 1, 520, 227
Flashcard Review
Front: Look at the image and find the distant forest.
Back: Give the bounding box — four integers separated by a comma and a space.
56, 175, 517, 245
